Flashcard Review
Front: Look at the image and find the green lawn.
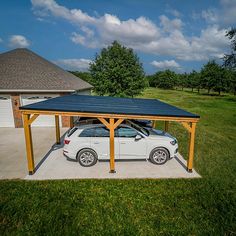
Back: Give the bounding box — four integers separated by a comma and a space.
1, 88, 236, 235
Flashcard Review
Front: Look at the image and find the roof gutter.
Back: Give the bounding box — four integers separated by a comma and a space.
0, 89, 91, 93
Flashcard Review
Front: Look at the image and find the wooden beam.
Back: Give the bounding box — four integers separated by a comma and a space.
187, 122, 196, 172
181, 122, 192, 133
23, 114, 35, 175
55, 115, 60, 144
109, 118, 115, 173
164, 121, 169, 132
28, 114, 39, 125
113, 118, 124, 129
98, 117, 110, 129
21, 110, 199, 123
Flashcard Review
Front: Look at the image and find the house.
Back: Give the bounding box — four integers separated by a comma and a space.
0, 48, 93, 128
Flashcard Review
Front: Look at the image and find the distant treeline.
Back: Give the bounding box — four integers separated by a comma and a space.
147, 61, 236, 95
70, 60, 236, 96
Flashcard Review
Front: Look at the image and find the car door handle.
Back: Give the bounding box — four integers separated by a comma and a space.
120, 142, 126, 144
93, 142, 100, 144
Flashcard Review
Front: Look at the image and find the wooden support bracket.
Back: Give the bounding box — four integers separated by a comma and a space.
181, 122, 192, 133
113, 118, 124, 129
98, 117, 111, 129
28, 114, 39, 125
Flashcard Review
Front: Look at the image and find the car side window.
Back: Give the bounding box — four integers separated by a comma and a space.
79, 128, 95, 137
94, 127, 110, 137
118, 127, 138, 138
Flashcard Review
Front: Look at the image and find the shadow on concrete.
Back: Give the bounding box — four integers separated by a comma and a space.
34, 131, 68, 173
174, 155, 187, 171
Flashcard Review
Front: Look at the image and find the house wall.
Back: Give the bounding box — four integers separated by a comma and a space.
0, 89, 92, 128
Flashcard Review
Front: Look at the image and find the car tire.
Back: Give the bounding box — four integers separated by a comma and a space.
149, 147, 169, 165
77, 149, 98, 167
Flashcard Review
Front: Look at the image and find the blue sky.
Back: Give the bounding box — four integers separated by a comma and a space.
0, 0, 235, 74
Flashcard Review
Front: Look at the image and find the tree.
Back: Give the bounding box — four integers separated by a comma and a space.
69, 71, 94, 85
151, 70, 176, 89
224, 28, 236, 69
89, 41, 146, 97
176, 73, 188, 91
223, 28, 236, 95
201, 60, 229, 95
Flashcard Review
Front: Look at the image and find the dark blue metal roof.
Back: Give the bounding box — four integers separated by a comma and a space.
19, 94, 200, 118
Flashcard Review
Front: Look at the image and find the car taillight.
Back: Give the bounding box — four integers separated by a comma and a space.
64, 140, 70, 144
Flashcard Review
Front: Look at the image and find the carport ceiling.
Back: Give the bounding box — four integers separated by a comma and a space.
20, 94, 199, 119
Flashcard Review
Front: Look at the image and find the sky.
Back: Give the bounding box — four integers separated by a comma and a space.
0, 0, 235, 74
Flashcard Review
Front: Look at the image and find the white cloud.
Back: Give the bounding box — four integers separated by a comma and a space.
8, 35, 31, 48
201, 9, 218, 23
31, 0, 230, 62
0, 38, 3, 43
220, 0, 236, 25
55, 58, 92, 71
159, 15, 183, 32
199, 0, 236, 26
151, 60, 181, 70
166, 8, 182, 18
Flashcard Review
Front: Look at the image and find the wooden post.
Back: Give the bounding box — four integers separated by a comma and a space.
23, 114, 35, 175
187, 122, 196, 172
109, 118, 115, 173
55, 115, 60, 144
69, 116, 74, 128
164, 121, 169, 132
152, 120, 156, 128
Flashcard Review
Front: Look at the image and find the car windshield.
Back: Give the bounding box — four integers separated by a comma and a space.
127, 121, 149, 136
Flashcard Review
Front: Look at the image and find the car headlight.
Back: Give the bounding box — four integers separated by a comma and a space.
170, 139, 177, 145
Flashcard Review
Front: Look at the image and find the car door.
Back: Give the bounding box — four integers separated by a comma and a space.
118, 126, 147, 159
90, 126, 119, 160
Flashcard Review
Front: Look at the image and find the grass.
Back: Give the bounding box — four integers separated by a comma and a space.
1, 88, 236, 235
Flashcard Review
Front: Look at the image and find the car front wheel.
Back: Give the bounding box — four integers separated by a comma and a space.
149, 147, 169, 165
77, 149, 98, 167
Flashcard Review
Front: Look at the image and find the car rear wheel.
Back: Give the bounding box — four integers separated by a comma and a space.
149, 147, 169, 165
77, 149, 98, 167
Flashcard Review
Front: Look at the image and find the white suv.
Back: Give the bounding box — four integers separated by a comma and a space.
63, 121, 178, 167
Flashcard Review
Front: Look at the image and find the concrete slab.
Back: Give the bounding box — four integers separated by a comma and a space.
0, 127, 68, 179
25, 145, 201, 180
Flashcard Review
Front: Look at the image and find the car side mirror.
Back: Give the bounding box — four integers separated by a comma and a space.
135, 134, 143, 141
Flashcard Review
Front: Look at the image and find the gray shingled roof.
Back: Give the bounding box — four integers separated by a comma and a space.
0, 48, 93, 91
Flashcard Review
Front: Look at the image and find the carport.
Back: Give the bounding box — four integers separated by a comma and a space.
19, 94, 200, 175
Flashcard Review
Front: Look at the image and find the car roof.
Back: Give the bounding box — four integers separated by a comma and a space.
74, 123, 131, 130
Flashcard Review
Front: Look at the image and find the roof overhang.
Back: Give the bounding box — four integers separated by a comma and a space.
0, 88, 92, 93
19, 94, 200, 123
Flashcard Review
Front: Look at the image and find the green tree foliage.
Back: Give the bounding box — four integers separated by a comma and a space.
201, 60, 229, 95
176, 73, 188, 91
148, 70, 176, 89
89, 41, 146, 97
224, 28, 236, 69
223, 28, 236, 95
227, 69, 236, 95
70, 71, 94, 85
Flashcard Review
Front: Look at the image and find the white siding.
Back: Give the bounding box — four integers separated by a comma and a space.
0, 95, 15, 127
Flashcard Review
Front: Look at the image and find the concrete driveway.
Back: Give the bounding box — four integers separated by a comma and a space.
0, 127, 200, 179
0, 127, 68, 179
25, 147, 200, 180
